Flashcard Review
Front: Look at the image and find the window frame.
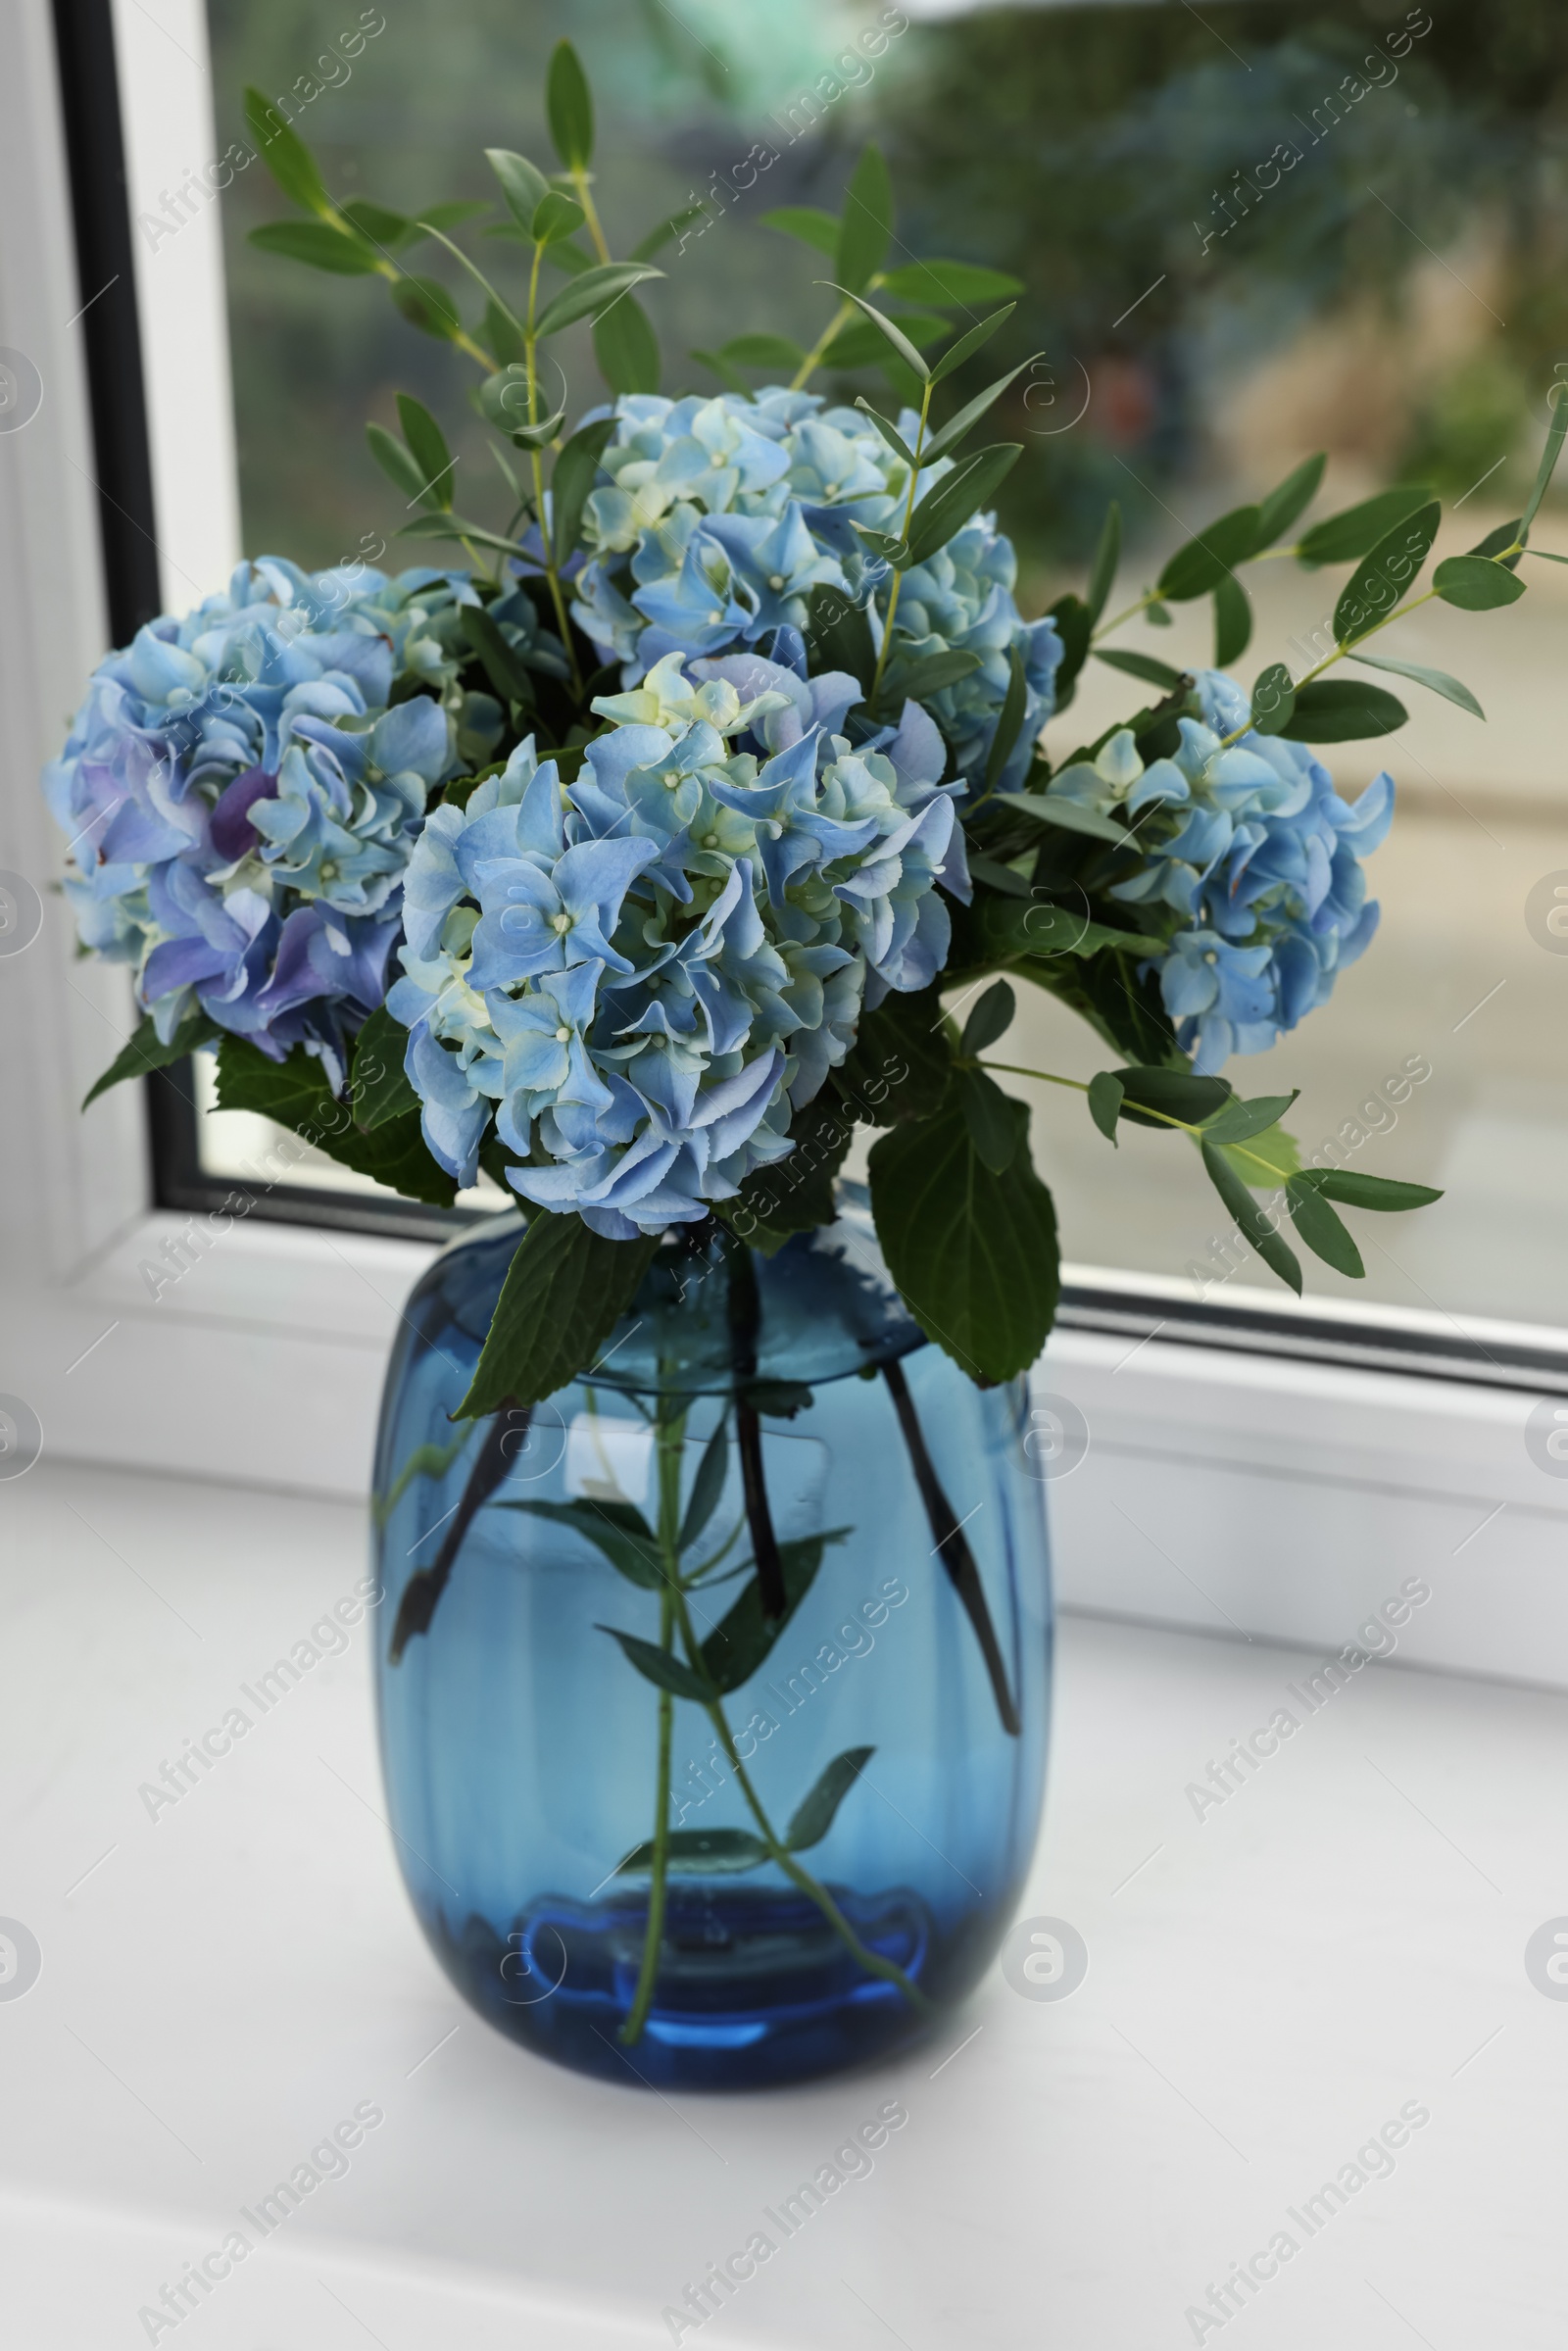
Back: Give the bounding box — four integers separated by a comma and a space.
8, 0, 1566, 1675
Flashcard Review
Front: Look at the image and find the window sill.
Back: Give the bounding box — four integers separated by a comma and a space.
3, 1458, 1559, 2348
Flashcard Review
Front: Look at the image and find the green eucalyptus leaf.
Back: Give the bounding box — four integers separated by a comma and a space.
699, 1530, 849, 1692
1285, 1176, 1364, 1278
817, 283, 930, 380
530, 190, 584, 246
553, 416, 617, 568
1200, 1140, 1302, 1295
1296, 483, 1435, 567
399, 513, 526, 556
929, 304, 1015, 387
1157, 505, 1262, 602
599, 1626, 711, 1701
243, 88, 329, 215
719, 332, 808, 372
1520, 388, 1568, 539
481, 296, 528, 367
879, 648, 983, 705
1250, 662, 1296, 735
991, 790, 1129, 847
1255, 451, 1326, 547
616, 1828, 768, 1875
391, 273, 464, 341
366, 421, 432, 506
504, 1498, 662, 1589
248, 220, 376, 274
820, 313, 947, 371
984, 645, 1030, 791
339, 199, 416, 250
535, 261, 662, 339
1087, 1070, 1124, 1145
395, 394, 454, 508
959, 979, 1016, 1057
1112, 1064, 1232, 1129
678, 1419, 730, 1556
1333, 501, 1440, 644
485, 148, 551, 234
1202, 1091, 1299, 1146
1298, 1170, 1444, 1212
1279, 679, 1407, 741
1213, 571, 1252, 664
1216, 1120, 1301, 1187
1093, 648, 1185, 690
905, 443, 1020, 568
785, 1746, 875, 1852
594, 292, 661, 396
760, 205, 840, 257
1086, 502, 1121, 626
1432, 555, 1527, 611
879, 260, 1024, 305
923, 356, 1038, 464
546, 38, 594, 171
461, 604, 536, 707
836, 145, 894, 295
854, 397, 917, 468
1348, 651, 1484, 720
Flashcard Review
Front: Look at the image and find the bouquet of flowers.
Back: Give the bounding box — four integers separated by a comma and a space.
51, 43, 1563, 1412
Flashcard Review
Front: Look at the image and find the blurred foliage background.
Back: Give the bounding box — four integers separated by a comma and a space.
207, 0, 1568, 592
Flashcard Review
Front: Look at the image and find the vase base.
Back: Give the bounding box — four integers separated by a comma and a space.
418, 1881, 945, 2089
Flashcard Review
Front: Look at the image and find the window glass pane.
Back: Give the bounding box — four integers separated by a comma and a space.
197, 0, 1568, 1328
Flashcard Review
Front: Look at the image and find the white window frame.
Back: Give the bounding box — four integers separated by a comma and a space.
5, 0, 1565, 1687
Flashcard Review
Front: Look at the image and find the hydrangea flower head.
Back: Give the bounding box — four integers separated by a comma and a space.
570, 388, 1062, 796
389, 650, 969, 1235
43, 558, 479, 1074
1042, 668, 1393, 1072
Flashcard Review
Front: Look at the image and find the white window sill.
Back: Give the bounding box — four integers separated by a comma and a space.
2, 1460, 1560, 2347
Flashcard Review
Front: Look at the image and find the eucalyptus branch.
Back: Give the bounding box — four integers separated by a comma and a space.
668, 1588, 931, 2014
619, 1401, 686, 2045
979, 1057, 1288, 1186
869, 379, 935, 707
522, 239, 585, 697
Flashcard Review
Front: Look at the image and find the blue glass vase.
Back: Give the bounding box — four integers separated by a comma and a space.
371, 1196, 1052, 2091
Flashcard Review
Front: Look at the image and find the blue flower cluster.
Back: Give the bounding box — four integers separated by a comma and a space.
1045, 670, 1393, 1072
570, 388, 1062, 795
44, 559, 471, 1073
389, 649, 968, 1235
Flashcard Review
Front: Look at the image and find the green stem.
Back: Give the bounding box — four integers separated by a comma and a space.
789, 294, 859, 392
669, 1590, 931, 2016
570, 168, 612, 265
523, 239, 584, 697
618, 1402, 687, 2046
1092, 585, 1164, 643
979, 1058, 1288, 1187
869, 377, 934, 710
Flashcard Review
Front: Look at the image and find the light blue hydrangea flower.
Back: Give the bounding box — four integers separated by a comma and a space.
569, 388, 1061, 795
388, 649, 968, 1235
44, 558, 467, 1071
1040, 669, 1393, 1072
